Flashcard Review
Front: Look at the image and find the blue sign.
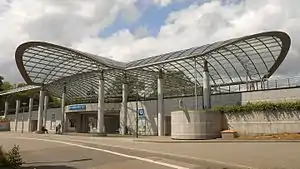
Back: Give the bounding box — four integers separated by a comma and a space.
68, 104, 86, 111
138, 109, 145, 117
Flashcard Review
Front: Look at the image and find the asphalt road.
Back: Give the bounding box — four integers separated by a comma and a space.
1, 132, 300, 169
0, 134, 238, 169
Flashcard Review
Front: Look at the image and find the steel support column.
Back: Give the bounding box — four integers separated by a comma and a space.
61, 82, 67, 133
27, 97, 33, 132
194, 58, 198, 111
157, 69, 164, 136
14, 100, 20, 132
37, 87, 45, 133
203, 60, 211, 109
4, 99, 8, 118
120, 83, 128, 135
43, 95, 49, 127
97, 71, 106, 135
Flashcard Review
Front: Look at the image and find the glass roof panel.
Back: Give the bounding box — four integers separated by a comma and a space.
12, 31, 290, 100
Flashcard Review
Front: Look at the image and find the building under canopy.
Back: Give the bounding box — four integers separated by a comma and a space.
0, 31, 291, 136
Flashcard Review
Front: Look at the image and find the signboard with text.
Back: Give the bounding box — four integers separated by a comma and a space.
68, 104, 86, 111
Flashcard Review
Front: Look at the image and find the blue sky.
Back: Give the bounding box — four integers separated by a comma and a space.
99, 0, 209, 38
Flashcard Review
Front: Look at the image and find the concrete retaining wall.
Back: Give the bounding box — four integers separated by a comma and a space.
224, 111, 300, 135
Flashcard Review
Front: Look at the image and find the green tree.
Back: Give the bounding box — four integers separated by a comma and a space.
0, 76, 3, 91
1, 82, 12, 91
106, 73, 145, 100
149, 70, 196, 98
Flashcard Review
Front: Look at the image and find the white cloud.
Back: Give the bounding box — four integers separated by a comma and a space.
152, 0, 173, 6
0, 0, 300, 83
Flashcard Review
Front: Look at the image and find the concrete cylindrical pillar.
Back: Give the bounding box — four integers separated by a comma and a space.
14, 100, 20, 132
4, 100, 8, 118
43, 95, 49, 127
97, 76, 105, 134
157, 70, 164, 136
203, 60, 211, 109
37, 89, 45, 132
120, 83, 128, 135
27, 97, 33, 132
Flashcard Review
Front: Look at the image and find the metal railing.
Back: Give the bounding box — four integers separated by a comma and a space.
215, 76, 300, 94
162, 76, 300, 98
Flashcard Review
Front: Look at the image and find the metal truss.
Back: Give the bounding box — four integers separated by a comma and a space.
12, 31, 290, 102
0, 85, 40, 96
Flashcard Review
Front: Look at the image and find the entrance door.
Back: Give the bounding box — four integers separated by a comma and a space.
31, 120, 37, 132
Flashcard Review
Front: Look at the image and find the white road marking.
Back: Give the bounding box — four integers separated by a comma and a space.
9, 136, 189, 169
45, 136, 255, 169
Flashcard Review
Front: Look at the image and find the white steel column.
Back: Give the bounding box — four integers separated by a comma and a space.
61, 93, 66, 133
61, 82, 67, 133
120, 83, 128, 135
203, 60, 211, 109
4, 99, 8, 118
157, 69, 164, 136
194, 57, 198, 111
97, 72, 105, 135
42, 95, 49, 127
37, 88, 45, 133
14, 100, 20, 132
27, 97, 33, 132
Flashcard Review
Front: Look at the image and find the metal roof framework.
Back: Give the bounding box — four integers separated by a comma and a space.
0, 85, 40, 96
11, 31, 290, 102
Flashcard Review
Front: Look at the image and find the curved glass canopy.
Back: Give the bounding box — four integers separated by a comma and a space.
15, 31, 291, 102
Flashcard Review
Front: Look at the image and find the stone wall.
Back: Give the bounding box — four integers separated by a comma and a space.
224, 111, 300, 135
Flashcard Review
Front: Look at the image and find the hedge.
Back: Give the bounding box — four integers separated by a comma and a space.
0, 117, 9, 122
212, 101, 300, 113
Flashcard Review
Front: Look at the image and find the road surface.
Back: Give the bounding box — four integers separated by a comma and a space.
0, 134, 235, 169
1, 132, 300, 168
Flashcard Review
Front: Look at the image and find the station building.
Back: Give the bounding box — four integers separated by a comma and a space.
0, 31, 291, 136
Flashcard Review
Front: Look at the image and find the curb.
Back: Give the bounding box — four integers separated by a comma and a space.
133, 139, 300, 143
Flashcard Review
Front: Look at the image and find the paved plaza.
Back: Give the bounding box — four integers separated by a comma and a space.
0, 132, 299, 169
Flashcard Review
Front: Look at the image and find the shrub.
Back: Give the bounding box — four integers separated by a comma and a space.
5, 145, 23, 169
0, 117, 9, 122
0, 145, 23, 169
0, 146, 7, 166
212, 101, 300, 113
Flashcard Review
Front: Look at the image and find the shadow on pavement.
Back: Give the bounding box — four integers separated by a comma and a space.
24, 158, 92, 165
22, 165, 77, 169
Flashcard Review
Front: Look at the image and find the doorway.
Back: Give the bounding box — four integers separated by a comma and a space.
31, 120, 37, 132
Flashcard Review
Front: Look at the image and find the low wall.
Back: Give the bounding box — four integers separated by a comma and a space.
224, 111, 300, 135
0, 121, 10, 131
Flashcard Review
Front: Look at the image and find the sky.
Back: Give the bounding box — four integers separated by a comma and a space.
1, 0, 300, 83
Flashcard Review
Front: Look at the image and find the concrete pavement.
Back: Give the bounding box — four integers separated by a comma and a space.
1, 132, 300, 168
